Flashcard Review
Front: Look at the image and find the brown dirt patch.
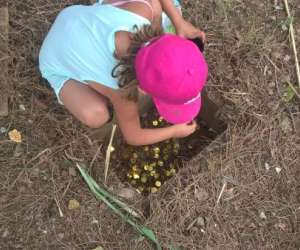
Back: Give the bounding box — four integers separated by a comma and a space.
0, 0, 299, 249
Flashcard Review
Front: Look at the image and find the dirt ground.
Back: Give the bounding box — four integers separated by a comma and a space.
0, 0, 299, 249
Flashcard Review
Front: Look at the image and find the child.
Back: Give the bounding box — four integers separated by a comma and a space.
39, 0, 208, 146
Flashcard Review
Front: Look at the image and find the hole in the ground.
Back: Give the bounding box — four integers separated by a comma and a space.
110, 91, 227, 195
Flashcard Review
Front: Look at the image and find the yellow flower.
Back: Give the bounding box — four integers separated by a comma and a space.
8, 129, 22, 143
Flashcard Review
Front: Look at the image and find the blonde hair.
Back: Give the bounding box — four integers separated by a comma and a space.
112, 25, 164, 102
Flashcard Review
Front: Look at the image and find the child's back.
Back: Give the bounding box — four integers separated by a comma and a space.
39, 3, 150, 99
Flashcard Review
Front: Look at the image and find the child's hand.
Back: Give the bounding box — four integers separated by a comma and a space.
175, 20, 206, 42
172, 121, 198, 138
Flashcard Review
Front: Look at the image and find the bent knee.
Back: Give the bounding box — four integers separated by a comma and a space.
81, 106, 110, 128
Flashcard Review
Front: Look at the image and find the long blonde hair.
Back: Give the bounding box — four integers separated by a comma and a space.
112, 25, 164, 102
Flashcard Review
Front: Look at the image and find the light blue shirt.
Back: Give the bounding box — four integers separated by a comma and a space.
39, 3, 150, 99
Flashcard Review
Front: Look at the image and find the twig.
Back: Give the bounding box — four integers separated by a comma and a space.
216, 179, 227, 205
64, 149, 84, 162
54, 197, 64, 217
283, 0, 300, 89
25, 148, 51, 166
90, 144, 103, 169
104, 124, 117, 184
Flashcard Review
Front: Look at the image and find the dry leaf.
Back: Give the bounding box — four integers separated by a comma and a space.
92, 247, 104, 250
68, 199, 80, 210
8, 129, 22, 143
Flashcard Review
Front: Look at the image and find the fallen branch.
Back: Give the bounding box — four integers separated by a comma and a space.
283, 0, 300, 89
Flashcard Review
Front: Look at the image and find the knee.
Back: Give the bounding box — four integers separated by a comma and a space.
81, 106, 110, 129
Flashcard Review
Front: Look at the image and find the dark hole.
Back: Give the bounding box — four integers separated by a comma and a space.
110, 91, 227, 195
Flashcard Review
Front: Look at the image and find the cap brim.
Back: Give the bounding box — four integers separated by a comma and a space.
153, 96, 201, 124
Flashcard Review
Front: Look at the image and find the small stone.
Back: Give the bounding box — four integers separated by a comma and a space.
58, 233, 64, 239
190, 227, 198, 233
0, 127, 7, 134
271, 50, 281, 59
68, 167, 77, 177
275, 222, 287, 231
259, 211, 267, 220
91, 218, 99, 224
14, 144, 23, 157
116, 188, 137, 199
269, 82, 276, 88
194, 188, 209, 202
283, 55, 291, 62
19, 104, 26, 111
280, 116, 293, 133
265, 163, 271, 171
224, 188, 235, 201
196, 217, 205, 227
2, 229, 9, 238
268, 89, 274, 95
92, 247, 104, 250
275, 167, 282, 174
68, 199, 80, 210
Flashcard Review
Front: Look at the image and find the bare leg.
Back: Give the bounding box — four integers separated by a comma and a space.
59, 79, 110, 128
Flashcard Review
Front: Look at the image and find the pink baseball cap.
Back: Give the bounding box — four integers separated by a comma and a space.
135, 34, 208, 124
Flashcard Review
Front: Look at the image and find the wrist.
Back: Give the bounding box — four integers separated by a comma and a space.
169, 124, 178, 138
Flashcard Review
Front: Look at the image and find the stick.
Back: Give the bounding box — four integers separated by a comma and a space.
90, 144, 103, 169
283, 0, 300, 89
0, 7, 9, 117
54, 198, 64, 217
104, 124, 117, 184
216, 179, 227, 205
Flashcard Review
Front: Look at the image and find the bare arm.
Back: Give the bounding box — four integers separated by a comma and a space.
159, 0, 205, 40
111, 92, 175, 145
158, 0, 183, 27
110, 91, 196, 146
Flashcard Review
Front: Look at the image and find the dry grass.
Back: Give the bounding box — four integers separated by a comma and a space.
0, 0, 299, 249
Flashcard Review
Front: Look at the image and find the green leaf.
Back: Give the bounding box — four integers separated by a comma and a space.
76, 163, 162, 250
165, 25, 176, 34
282, 83, 296, 103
